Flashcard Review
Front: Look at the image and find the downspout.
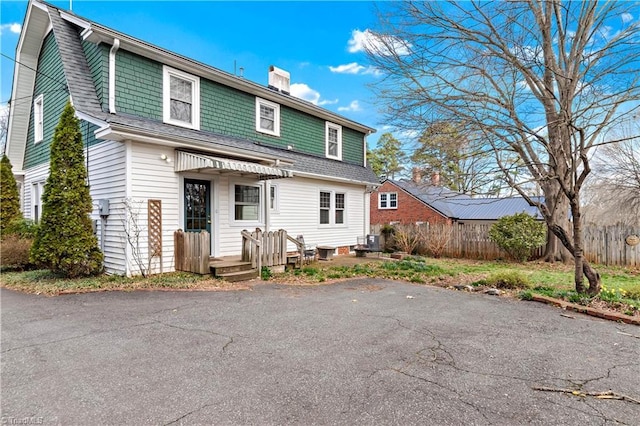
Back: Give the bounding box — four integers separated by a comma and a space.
109, 38, 120, 113
264, 181, 270, 233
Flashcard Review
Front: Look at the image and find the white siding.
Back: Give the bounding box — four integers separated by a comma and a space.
270, 176, 367, 251
129, 142, 180, 275
87, 140, 127, 275
22, 163, 49, 220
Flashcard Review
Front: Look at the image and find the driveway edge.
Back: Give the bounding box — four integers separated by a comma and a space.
531, 295, 640, 325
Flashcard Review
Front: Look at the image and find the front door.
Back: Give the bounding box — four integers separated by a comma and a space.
184, 179, 211, 234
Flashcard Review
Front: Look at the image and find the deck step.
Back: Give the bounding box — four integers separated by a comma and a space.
210, 261, 254, 275
216, 269, 259, 283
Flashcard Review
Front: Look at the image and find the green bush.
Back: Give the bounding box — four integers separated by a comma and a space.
4, 218, 39, 239
489, 212, 546, 262
261, 266, 272, 280
0, 155, 22, 238
30, 102, 103, 278
481, 270, 532, 289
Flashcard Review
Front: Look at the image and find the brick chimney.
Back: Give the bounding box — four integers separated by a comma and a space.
412, 167, 422, 183
431, 172, 440, 186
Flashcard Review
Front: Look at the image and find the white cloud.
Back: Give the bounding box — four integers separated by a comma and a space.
290, 83, 338, 106
621, 13, 633, 24
337, 100, 362, 112
329, 62, 365, 74
0, 23, 21, 35
347, 29, 411, 56
329, 62, 382, 76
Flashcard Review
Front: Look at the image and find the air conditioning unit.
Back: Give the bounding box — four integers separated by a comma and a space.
268, 65, 290, 95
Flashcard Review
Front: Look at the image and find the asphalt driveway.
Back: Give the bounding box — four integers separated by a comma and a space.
1, 280, 639, 425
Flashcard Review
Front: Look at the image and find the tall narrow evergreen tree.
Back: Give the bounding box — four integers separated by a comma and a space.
0, 155, 21, 237
30, 102, 103, 277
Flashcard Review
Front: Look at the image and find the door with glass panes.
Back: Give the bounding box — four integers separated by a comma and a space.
184, 179, 211, 234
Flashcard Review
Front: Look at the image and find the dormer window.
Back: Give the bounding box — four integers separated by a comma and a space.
255, 97, 280, 136
34, 94, 44, 143
325, 122, 342, 160
163, 66, 200, 130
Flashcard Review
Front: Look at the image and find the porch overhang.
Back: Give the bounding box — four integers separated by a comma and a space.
175, 151, 293, 180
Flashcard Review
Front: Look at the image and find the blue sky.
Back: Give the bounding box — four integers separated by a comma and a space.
0, 0, 388, 146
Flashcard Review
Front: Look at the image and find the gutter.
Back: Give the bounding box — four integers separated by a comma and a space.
96, 123, 292, 165
294, 170, 381, 188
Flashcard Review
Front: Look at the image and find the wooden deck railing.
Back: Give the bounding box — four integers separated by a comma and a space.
174, 230, 210, 274
241, 229, 262, 271
243, 228, 300, 270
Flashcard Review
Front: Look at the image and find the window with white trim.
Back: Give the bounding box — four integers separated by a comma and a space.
325, 122, 342, 160
163, 66, 200, 129
320, 191, 331, 224
319, 190, 346, 226
32, 181, 45, 223
34, 94, 44, 143
378, 192, 397, 209
335, 193, 345, 224
256, 97, 280, 136
234, 184, 260, 221
269, 184, 279, 212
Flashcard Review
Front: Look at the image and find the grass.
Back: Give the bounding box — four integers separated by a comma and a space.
2, 256, 638, 315
0, 269, 233, 295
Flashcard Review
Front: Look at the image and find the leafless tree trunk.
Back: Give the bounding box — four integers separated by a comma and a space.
365, 1, 640, 293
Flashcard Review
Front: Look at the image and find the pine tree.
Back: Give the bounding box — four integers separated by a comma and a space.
0, 155, 21, 237
30, 102, 103, 277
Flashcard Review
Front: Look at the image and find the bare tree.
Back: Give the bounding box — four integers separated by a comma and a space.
584, 120, 640, 226
0, 105, 9, 156
366, 1, 640, 294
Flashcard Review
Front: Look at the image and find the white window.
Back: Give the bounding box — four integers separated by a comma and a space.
319, 190, 346, 226
163, 66, 200, 129
325, 122, 342, 160
234, 184, 261, 221
335, 193, 345, 224
255, 97, 280, 136
34, 94, 44, 143
320, 191, 331, 224
269, 184, 279, 213
378, 192, 398, 209
32, 181, 45, 223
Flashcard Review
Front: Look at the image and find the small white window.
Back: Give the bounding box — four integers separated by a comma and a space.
320, 191, 331, 224
255, 97, 280, 136
325, 122, 342, 160
269, 184, 279, 212
34, 94, 44, 143
335, 193, 345, 224
379, 192, 398, 209
32, 181, 45, 223
234, 184, 261, 221
163, 66, 200, 130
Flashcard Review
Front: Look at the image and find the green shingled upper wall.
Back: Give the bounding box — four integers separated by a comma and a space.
24, 32, 104, 169
113, 49, 365, 165
24, 32, 67, 169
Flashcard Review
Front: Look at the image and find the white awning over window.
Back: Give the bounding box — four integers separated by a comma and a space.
175, 151, 293, 180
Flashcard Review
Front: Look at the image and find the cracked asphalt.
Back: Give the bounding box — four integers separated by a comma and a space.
2, 279, 639, 425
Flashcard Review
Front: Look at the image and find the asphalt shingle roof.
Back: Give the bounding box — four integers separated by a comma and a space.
391, 179, 542, 220
47, 6, 379, 185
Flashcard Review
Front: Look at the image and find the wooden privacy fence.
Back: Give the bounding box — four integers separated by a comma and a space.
583, 225, 640, 267
242, 228, 290, 270
371, 223, 639, 267
174, 230, 210, 274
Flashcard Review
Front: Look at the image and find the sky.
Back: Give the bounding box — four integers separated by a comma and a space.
0, 0, 389, 146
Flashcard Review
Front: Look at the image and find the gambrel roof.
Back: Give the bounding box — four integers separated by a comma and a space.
7, 0, 379, 186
